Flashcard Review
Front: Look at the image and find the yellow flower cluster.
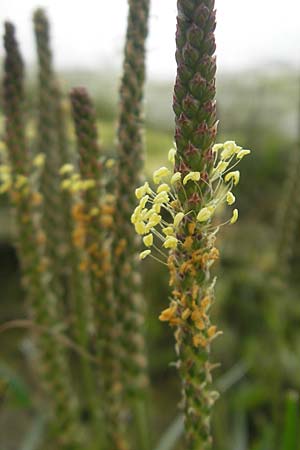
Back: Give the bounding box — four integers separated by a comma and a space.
0, 168, 39, 201
60, 164, 96, 192
0, 145, 45, 197
0, 164, 12, 194
132, 141, 250, 261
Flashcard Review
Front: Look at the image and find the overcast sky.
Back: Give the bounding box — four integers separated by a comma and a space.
0, 0, 299, 79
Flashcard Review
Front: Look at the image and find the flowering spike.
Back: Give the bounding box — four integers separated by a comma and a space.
3, 20, 79, 447
112, 0, 151, 446
70, 86, 128, 448
132, 0, 251, 447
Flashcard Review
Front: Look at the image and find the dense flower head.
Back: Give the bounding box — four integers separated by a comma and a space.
132, 141, 250, 261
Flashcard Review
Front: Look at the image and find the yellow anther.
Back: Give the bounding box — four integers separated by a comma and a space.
135, 182, 151, 199
174, 212, 184, 227
226, 192, 235, 205
139, 249, 151, 260
153, 167, 170, 184
168, 148, 176, 164
183, 171, 200, 185
135, 221, 147, 235
214, 161, 229, 173
230, 208, 239, 224
171, 172, 181, 184
147, 213, 161, 228
143, 233, 153, 247
159, 305, 177, 322
163, 236, 178, 249
236, 149, 251, 159
193, 334, 207, 348
163, 226, 175, 236
225, 170, 240, 185
157, 183, 171, 194
208, 325, 217, 337
139, 195, 149, 208
181, 308, 191, 320
212, 143, 223, 152
154, 191, 169, 204
221, 140, 240, 160
196, 206, 214, 222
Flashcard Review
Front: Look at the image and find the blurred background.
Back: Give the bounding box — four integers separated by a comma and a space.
1, 1, 300, 449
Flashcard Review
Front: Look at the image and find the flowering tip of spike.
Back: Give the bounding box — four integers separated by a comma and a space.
132, 140, 250, 262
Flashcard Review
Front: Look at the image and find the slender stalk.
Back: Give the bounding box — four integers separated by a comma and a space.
3, 21, 79, 450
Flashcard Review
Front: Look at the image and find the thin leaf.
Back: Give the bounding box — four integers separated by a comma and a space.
232, 410, 248, 450
217, 361, 249, 394
281, 391, 299, 450
154, 415, 184, 450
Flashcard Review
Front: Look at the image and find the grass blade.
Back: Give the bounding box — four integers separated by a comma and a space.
154, 415, 184, 450
281, 391, 299, 450
232, 410, 248, 450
